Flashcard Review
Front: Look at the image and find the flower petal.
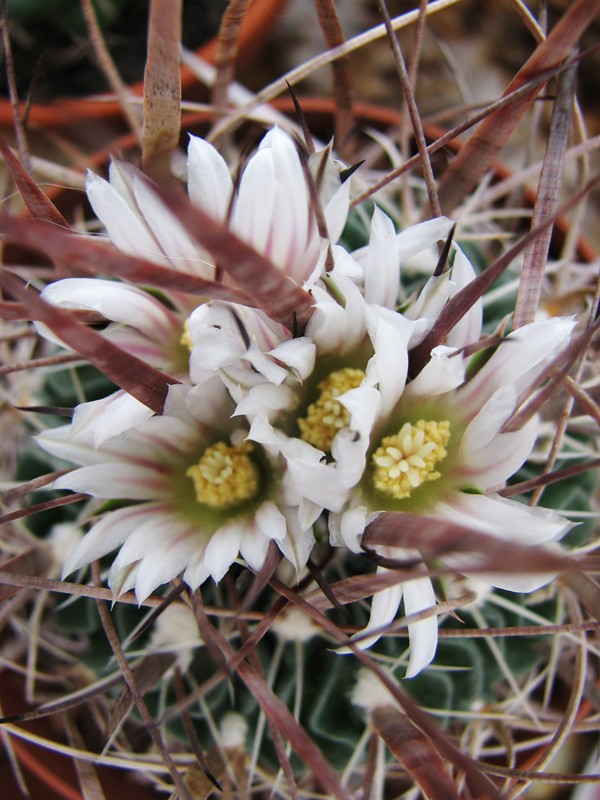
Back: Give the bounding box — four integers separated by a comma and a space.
461, 317, 575, 412
350, 572, 403, 651
61, 503, 168, 577
40, 278, 177, 340
445, 246, 482, 347
86, 169, 164, 263
403, 575, 438, 678
362, 207, 399, 307
133, 531, 201, 602
365, 306, 413, 417
187, 134, 233, 219
132, 172, 213, 278
404, 345, 465, 399
437, 492, 572, 592
204, 521, 244, 582
54, 462, 168, 500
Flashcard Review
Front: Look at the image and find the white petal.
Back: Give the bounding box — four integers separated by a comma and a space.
86, 170, 165, 263
437, 493, 572, 592
404, 345, 465, 399
54, 463, 167, 500
237, 383, 296, 421
182, 544, 210, 589
132, 173, 213, 277
40, 278, 177, 340
204, 521, 244, 582
338, 386, 380, 441
405, 272, 450, 331
351, 574, 403, 650
461, 317, 575, 411
284, 445, 351, 512
61, 504, 167, 576
276, 508, 315, 574
183, 380, 236, 428
232, 149, 276, 258
460, 384, 518, 452
323, 179, 350, 245
460, 411, 538, 490
71, 391, 155, 447
106, 326, 180, 372
397, 217, 454, 263
403, 575, 438, 678
365, 306, 413, 417
329, 505, 369, 553
268, 337, 316, 380
239, 521, 272, 572
255, 501, 287, 542
306, 273, 367, 356
133, 531, 200, 602
187, 134, 233, 219
445, 246, 482, 347
110, 514, 181, 567
363, 207, 399, 307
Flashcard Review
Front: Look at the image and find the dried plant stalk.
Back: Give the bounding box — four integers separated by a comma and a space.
143, 0, 183, 166
513, 60, 577, 328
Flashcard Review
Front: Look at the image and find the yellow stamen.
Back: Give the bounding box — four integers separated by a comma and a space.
372, 419, 450, 499
180, 320, 193, 351
298, 368, 365, 452
186, 441, 259, 509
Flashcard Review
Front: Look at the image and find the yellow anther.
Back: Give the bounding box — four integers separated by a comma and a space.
298, 368, 365, 452
372, 419, 450, 499
180, 320, 193, 351
186, 441, 259, 509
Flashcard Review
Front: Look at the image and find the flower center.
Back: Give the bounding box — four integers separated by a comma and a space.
372, 419, 450, 499
298, 367, 365, 452
186, 441, 259, 509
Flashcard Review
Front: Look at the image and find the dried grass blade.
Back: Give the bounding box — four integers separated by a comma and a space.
270, 579, 502, 800
560, 573, 600, 621
313, 0, 354, 153
211, 0, 252, 117
499, 457, 600, 497
564, 375, 600, 425
0, 301, 35, 319
2, 469, 73, 504
172, 670, 223, 795
305, 570, 411, 612
0, 493, 88, 527
436, 0, 600, 213
145, 180, 315, 332
0, 0, 29, 170
192, 595, 348, 800
350, 57, 570, 209
513, 60, 577, 328
80, 0, 141, 141
0, 140, 68, 226
0, 547, 53, 603
169, 760, 225, 800
0, 353, 79, 376
0, 273, 177, 413
409, 173, 600, 376
376, 0, 440, 216
0, 669, 128, 725
64, 713, 107, 800
0, 215, 254, 304
143, 0, 182, 166
371, 706, 460, 800
105, 653, 177, 740
94, 565, 192, 800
